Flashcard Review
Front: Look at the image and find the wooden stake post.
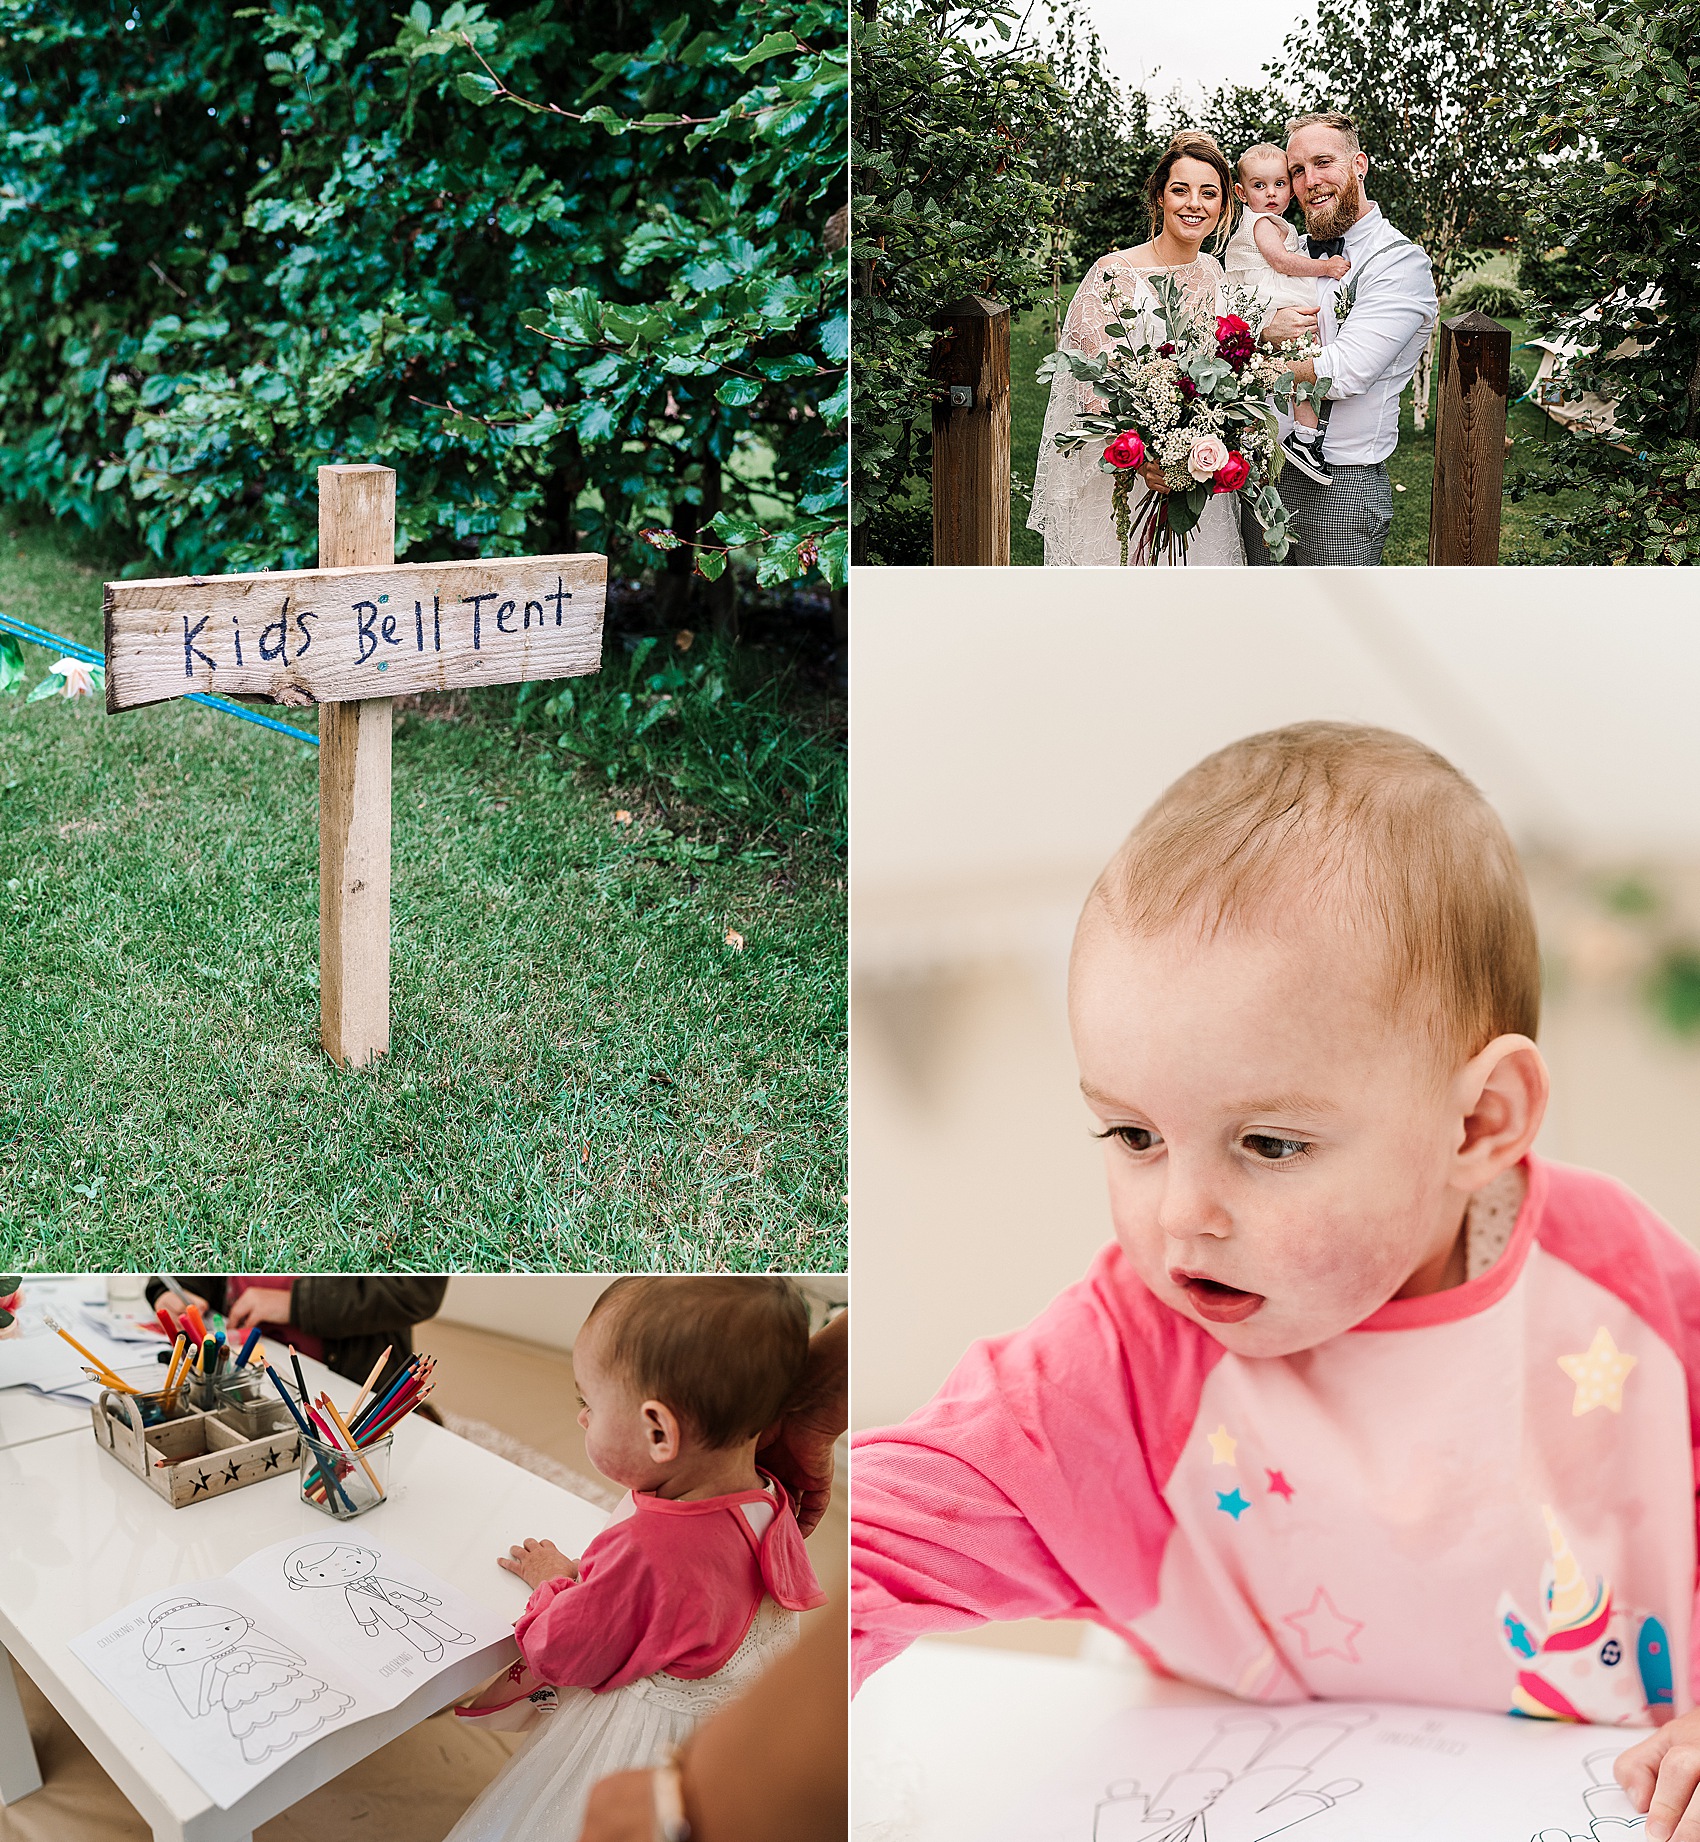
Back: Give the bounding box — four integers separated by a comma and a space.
104, 465, 606, 1067
1428, 309, 1512, 567
930, 295, 1012, 567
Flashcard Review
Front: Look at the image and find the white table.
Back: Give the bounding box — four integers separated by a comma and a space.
0, 1349, 608, 1841
853, 1637, 1235, 1842
0, 1383, 97, 1451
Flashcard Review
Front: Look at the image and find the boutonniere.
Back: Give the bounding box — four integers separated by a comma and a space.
1333, 271, 1360, 327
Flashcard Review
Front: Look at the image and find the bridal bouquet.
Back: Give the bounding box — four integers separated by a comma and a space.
1038, 271, 1328, 565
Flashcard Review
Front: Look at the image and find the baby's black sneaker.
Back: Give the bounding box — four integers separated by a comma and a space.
1281, 431, 1332, 485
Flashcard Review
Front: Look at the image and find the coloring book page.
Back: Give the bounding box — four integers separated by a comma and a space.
989, 1702, 1647, 1842
70, 1537, 515, 1807
235, 1535, 512, 1696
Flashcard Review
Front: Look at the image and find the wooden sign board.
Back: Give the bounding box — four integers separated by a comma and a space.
104, 553, 605, 713
100, 465, 607, 1068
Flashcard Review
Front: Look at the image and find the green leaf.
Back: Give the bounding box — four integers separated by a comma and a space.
0, 635, 23, 696
715, 376, 763, 406
455, 72, 500, 105
27, 673, 67, 703
725, 32, 799, 72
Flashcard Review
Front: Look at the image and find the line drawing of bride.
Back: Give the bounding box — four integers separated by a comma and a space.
142, 1597, 353, 1765
1030, 131, 1253, 568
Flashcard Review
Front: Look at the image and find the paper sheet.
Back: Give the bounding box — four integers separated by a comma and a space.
0, 1278, 158, 1393
990, 1701, 1648, 1842
70, 1536, 516, 1808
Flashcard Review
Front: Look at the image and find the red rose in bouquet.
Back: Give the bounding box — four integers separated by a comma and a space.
1103, 431, 1146, 470
1213, 451, 1250, 493
1215, 314, 1256, 372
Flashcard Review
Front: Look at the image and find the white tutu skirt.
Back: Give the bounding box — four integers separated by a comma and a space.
444, 1598, 798, 1842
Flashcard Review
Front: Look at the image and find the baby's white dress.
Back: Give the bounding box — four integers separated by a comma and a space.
443, 1597, 797, 1842
1028, 252, 1245, 567
443, 1486, 806, 1842
1223, 208, 1318, 314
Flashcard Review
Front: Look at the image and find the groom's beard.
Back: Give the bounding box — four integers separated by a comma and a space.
1302, 168, 1363, 240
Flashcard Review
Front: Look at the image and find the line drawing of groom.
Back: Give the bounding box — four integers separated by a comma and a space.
1246, 111, 1439, 567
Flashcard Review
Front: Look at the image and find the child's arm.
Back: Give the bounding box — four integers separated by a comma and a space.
1252, 215, 1350, 281
853, 1252, 1203, 1690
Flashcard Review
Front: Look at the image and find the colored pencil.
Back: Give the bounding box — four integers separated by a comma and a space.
43, 1316, 127, 1388
258, 1354, 353, 1511
351, 1358, 416, 1436
348, 1346, 392, 1422
235, 1326, 263, 1368
318, 1393, 385, 1500
162, 1334, 189, 1407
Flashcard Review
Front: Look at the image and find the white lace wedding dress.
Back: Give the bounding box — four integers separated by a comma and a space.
1029, 251, 1246, 567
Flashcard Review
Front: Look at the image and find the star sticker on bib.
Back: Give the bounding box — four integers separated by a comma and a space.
1282, 1587, 1364, 1663
1266, 1469, 1294, 1501
1558, 1327, 1637, 1416
1206, 1424, 1238, 1466
1216, 1488, 1251, 1520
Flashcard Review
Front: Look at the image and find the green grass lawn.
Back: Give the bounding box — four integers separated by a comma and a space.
999, 277, 1587, 566
0, 518, 846, 1271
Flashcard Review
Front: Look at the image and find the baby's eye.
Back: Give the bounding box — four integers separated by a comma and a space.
1102, 1125, 1161, 1154
1242, 1134, 1309, 1162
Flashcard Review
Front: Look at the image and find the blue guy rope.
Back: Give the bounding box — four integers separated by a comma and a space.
0, 610, 319, 746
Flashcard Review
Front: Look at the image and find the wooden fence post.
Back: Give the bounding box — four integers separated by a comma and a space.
930, 296, 1011, 567
318, 464, 395, 1069
1428, 309, 1511, 566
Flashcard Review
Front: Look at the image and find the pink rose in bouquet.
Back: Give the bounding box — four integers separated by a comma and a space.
1103, 431, 1146, 470
1213, 451, 1250, 493
1187, 434, 1230, 482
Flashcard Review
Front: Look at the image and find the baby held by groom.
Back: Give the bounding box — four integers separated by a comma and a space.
1224, 142, 1345, 487
1236, 112, 1438, 566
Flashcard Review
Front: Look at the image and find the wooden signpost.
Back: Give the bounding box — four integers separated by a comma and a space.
1428, 310, 1512, 567
929, 295, 1012, 567
103, 465, 606, 1068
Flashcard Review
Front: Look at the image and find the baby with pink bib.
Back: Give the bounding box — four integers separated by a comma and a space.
852, 721, 1700, 1842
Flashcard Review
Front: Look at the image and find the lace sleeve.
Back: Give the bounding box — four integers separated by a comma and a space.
1028, 261, 1141, 558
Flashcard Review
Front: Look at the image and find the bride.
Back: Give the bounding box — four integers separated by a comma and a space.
1030, 131, 1247, 567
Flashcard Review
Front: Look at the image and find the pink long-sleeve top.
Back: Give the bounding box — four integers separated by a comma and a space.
517, 1474, 827, 1692
853, 1159, 1700, 1727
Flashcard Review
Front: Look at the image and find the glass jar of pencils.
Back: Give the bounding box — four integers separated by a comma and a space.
299, 1431, 392, 1520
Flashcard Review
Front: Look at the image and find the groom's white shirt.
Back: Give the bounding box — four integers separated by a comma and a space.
1300, 202, 1438, 466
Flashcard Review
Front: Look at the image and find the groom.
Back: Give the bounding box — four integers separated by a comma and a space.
1245, 111, 1438, 567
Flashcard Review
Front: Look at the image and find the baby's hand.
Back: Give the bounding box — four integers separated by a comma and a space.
1321, 255, 1351, 279
497, 1538, 579, 1592
1616, 1713, 1700, 1840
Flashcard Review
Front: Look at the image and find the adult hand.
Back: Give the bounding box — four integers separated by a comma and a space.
226, 1286, 294, 1331
757, 1312, 848, 1537
158, 1287, 211, 1319
577, 1770, 663, 1842
497, 1537, 579, 1591
1263, 305, 1319, 344
1138, 459, 1170, 495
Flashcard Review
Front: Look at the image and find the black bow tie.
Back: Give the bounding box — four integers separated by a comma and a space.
1307, 235, 1347, 259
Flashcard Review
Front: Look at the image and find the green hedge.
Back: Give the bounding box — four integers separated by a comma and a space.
0, 0, 846, 588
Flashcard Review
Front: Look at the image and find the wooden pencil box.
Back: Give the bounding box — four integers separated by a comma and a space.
91, 1388, 303, 1508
